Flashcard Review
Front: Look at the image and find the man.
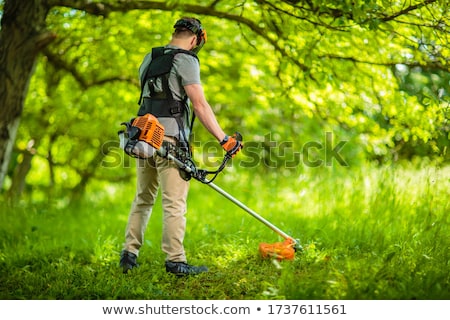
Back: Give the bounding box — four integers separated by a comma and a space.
120, 17, 242, 276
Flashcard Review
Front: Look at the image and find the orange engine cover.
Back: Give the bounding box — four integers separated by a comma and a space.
132, 114, 165, 149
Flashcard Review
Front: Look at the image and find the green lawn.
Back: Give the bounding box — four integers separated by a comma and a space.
1, 164, 449, 299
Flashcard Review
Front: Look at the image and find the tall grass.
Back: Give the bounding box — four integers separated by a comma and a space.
0, 163, 448, 299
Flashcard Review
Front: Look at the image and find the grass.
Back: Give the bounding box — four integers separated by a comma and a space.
0, 163, 449, 300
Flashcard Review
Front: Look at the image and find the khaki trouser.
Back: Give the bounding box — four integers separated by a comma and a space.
123, 143, 189, 262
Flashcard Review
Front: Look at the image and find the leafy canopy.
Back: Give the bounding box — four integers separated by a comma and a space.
6, 0, 449, 197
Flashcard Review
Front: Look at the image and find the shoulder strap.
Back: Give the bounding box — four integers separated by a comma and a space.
136, 47, 199, 149
138, 47, 164, 105
137, 47, 198, 105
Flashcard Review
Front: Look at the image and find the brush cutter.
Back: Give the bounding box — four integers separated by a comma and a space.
118, 114, 302, 260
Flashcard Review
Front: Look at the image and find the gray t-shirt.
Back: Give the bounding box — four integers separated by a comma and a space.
138, 45, 201, 140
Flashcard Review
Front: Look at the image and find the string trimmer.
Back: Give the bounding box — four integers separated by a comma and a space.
119, 113, 302, 260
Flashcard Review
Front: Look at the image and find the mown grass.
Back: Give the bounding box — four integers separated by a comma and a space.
0, 163, 449, 300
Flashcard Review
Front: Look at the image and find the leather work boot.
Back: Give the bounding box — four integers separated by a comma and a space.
165, 261, 208, 276
120, 250, 139, 273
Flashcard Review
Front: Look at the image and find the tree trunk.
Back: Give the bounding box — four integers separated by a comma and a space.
0, 0, 55, 189
7, 143, 35, 199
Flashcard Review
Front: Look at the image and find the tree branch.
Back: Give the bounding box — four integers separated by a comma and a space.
380, 0, 439, 22
44, 1, 449, 84
43, 48, 138, 89
47, 0, 310, 72
322, 53, 448, 72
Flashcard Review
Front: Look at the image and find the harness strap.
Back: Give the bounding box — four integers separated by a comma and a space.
140, 99, 183, 117
137, 47, 199, 151
138, 47, 166, 105
138, 47, 198, 105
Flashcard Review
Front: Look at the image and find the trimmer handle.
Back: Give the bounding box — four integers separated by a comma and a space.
234, 132, 243, 142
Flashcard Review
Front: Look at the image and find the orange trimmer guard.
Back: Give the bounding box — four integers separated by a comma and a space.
259, 238, 296, 260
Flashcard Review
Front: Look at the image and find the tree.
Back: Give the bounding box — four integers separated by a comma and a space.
1, 0, 449, 195
0, 0, 55, 190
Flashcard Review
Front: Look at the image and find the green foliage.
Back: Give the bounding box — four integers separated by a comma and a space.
1, 164, 448, 299
1, 0, 446, 198
1, 0, 448, 301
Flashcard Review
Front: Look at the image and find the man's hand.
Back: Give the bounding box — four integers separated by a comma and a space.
220, 132, 243, 157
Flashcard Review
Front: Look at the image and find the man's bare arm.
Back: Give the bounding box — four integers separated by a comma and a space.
184, 83, 226, 142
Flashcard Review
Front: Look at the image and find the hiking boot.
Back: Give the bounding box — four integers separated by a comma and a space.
120, 250, 138, 273
165, 261, 208, 276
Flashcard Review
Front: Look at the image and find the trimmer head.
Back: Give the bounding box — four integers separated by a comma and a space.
258, 238, 302, 260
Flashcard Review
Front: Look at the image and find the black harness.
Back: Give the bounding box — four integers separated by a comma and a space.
137, 47, 199, 150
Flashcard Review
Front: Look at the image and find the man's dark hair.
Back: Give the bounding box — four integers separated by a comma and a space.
173, 18, 203, 38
